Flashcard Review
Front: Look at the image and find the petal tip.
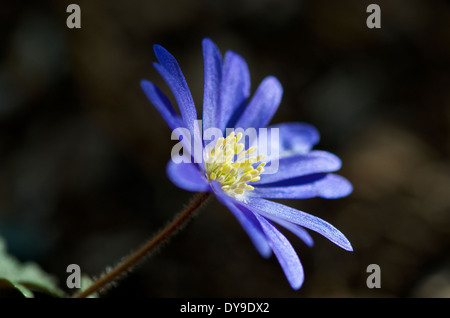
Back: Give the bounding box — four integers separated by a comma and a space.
202, 37, 214, 46
321, 174, 353, 199
153, 43, 164, 54
140, 79, 152, 90
291, 279, 304, 290
344, 241, 354, 252
264, 76, 283, 94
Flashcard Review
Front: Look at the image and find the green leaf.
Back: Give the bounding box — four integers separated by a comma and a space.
80, 274, 99, 298
0, 237, 65, 298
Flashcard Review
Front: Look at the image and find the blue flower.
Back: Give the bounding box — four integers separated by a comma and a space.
141, 38, 353, 290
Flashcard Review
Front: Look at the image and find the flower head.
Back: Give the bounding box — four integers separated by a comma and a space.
141, 38, 353, 290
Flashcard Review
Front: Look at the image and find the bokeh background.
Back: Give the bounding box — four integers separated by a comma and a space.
0, 0, 449, 297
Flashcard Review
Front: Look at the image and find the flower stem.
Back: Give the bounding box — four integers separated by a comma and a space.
72, 192, 212, 298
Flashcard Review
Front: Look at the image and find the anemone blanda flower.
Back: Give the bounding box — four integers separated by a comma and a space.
140, 38, 353, 290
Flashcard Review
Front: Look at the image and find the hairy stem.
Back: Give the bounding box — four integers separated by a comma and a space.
72, 192, 212, 298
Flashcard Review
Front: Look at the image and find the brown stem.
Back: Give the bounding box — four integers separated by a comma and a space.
72, 192, 212, 298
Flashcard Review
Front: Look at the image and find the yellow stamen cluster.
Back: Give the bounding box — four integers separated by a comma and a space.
205, 132, 266, 199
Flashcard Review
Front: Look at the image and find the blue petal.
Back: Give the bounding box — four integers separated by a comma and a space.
277, 221, 314, 248
265, 122, 320, 159
246, 197, 353, 251
255, 174, 353, 199
254, 214, 304, 290
212, 183, 272, 258
202, 38, 223, 132
140, 80, 185, 131
259, 150, 342, 185
153, 44, 199, 137
250, 122, 320, 164
219, 51, 251, 131
259, 214, 314, 247
166, 160, 210, 192
234, 76, 282, 130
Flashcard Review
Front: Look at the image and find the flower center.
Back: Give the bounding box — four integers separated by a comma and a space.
205, 132, 266, 200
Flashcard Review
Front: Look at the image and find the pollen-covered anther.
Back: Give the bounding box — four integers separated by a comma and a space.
205, 132, 265, 199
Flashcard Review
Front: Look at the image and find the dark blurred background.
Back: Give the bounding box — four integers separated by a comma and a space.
0, 0, 449, 297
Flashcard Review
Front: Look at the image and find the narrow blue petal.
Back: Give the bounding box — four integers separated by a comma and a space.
212, 183, 272, 258
166, 160, 210, 192
259, 150, 342, 185
153, 45, 199, 137
234, 76, 282, 130
140, 80, 184, 131
255, 174, 353, 199
277, 221, 314, 248
202, 38, 223, 132
264, 122, 320, 159
254, 214, 304, 290
219, 51, 250, 131
259, 214, 314, 247
246, 197, 353, 251
250, 122, 321, 166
